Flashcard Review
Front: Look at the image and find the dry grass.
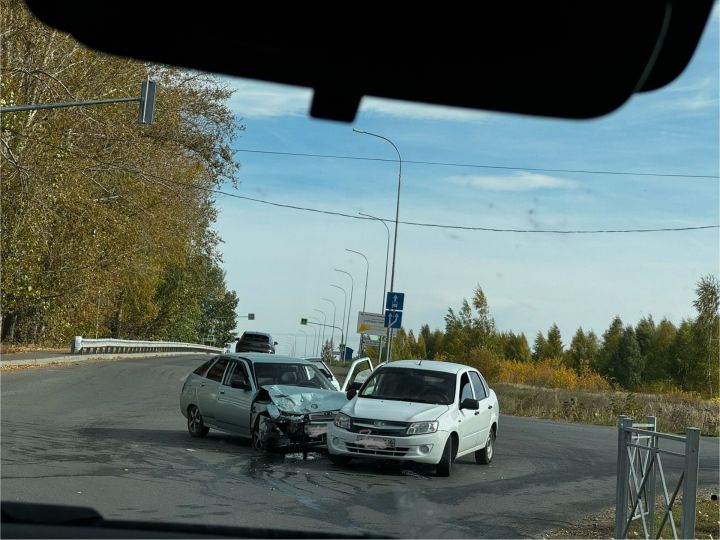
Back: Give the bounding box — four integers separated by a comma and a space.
0, 343, 64, 354
495, 383, 720, 436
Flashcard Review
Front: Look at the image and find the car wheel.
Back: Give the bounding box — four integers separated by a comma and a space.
187, 405, 209, 438
251, 416, 264, 450
436, 435, 454, 477
476, 428, 495, 464
252, 415, 276, 451
328, 454, 352, 466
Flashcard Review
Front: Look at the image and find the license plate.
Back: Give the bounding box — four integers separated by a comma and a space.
305, 424, 328, 437
356, 435, 395, 449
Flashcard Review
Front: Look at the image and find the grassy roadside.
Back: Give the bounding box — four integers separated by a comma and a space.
494, 383, 720, 436
0, 343, 65, 355
544, 488, 720, 539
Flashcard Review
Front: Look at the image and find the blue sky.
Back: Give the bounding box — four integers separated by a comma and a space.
215, 9, 719, 356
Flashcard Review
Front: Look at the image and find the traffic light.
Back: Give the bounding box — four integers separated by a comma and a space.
138, 80, 156, 124
300, 318, 308, 325
248, 313, 255, 320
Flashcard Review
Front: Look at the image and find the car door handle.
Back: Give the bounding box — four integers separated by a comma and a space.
219, 390, 225, 394
474, 411, 479, 416
488, 404, 493, 409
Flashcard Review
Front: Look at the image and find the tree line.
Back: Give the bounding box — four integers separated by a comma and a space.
1, 0, 240, 346
375, 275, 719, 398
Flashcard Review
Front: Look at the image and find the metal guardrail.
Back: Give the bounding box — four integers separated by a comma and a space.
71, 336, 223, 355
615, 415, 700, 540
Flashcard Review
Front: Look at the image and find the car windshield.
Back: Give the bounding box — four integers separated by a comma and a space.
253, 362, 335, 390
359, 368, 456, 405
2, 3, 718, 539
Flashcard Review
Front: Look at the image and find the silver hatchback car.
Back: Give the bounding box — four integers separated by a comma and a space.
180, 353, 371, 451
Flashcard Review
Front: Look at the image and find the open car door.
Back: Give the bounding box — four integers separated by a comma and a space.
341, 357, 374, 393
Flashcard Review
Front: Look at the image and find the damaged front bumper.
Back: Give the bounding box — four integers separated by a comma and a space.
253, 385, 348, 452
255, 410, 337, 452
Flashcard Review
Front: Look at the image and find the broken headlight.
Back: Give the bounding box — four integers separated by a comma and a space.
333, 412, 352, 429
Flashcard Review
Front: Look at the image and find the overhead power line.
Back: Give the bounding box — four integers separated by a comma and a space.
235, 148, 720, 179
208, 187, 719, 234
14, 133, 718, 234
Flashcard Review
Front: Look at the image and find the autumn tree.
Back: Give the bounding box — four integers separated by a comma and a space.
1, 0, 241, 344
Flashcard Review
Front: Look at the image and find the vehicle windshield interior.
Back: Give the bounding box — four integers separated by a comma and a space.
253, 362, 334, 390
359, 368, 456, 405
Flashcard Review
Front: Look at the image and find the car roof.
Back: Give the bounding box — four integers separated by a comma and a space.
379, 360, 473, 375
241, 331, 270, 338
224, 353, 310, 365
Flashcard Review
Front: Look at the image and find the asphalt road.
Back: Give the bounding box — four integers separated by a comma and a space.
2, 354, 718, 538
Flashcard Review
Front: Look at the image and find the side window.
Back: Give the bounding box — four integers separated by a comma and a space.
193, 357, 217, 377
470, 371, 488, 399
459, 373, 473, 402
206, 358, 229, 382
225, 361, 250, 387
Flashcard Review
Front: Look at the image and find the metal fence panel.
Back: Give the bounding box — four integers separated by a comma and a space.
615, 416, 700, 540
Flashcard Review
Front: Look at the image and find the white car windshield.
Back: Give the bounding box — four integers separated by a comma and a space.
254, 362, 335, 390
359, 368, 456, 405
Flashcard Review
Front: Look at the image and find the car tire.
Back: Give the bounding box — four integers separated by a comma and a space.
328, 453, 352, 466
251, 416, 264, 450
436, 435, 454, 477
187, 405, 209, 438
475, 428, 495, 465
252, 415, 276, 451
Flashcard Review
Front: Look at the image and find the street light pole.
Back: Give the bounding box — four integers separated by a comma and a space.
358, 212, 391, 362
314, 308, 327, 355
321, 297, 337, 351
335, 268, 354, 361
298, 329, 309, 356
307, 317, 321, 355
353, 129, 402, 362
330, 284, 348, 360
345, 249, 369, 354
358, 213, 390, 311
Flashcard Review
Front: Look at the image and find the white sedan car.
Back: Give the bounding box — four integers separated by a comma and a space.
327, 360, 499, 476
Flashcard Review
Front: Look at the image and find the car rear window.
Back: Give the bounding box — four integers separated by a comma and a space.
206, 358, 229, 382
242, 333, 269, 343
192, 358, 216, 376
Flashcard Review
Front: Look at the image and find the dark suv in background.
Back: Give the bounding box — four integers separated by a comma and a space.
235, 331, 277, 354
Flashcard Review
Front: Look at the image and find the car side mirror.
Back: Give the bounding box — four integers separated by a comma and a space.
460, 398, 480, 410
273, 341, 278, 346
346, 388, 357, 400
231, 380, 251, 391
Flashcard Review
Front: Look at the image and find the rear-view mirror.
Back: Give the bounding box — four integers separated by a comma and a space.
346, 388, 357, 400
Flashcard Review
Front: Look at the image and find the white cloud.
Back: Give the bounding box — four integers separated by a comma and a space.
220, 77, 312, 118
446, 172, 577, 191
360, 97, 492, 122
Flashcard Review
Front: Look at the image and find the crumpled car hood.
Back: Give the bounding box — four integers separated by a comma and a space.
262, 385, 347, 414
